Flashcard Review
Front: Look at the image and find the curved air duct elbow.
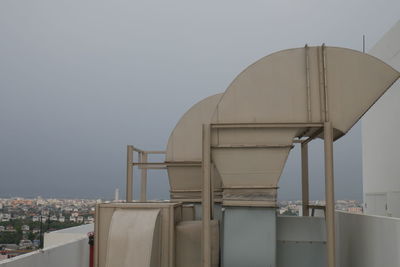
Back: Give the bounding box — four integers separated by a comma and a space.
166, 94, 224, 202
210, 46, 400, 206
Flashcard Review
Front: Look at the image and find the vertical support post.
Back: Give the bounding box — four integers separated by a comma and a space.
301, 142, 310, 216
140, 152, 148, 202
324, 121, 336, 267
202, 124, 211, 267
210, 163, 215, 220
94, 204, 99, 267
126, 145, 133, 202
305, 44, 312, 122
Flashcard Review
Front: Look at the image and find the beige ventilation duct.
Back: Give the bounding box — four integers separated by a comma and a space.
166, 94, 223, 202
105, 209, 161, 267
211, 46, 400, 206
96, 203, 181, 267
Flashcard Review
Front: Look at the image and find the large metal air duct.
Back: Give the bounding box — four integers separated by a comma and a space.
211, 46, 400, 207
208, 45, 399, 267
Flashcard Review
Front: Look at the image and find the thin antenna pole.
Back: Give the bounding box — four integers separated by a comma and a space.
363, 35, 366, 53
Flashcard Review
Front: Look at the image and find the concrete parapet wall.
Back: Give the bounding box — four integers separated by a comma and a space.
0, 225, 91, 267
0, 237, 89, 267
337, 211, 400, 267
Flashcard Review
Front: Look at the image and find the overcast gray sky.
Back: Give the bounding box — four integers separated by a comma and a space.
1, 0, 399, 200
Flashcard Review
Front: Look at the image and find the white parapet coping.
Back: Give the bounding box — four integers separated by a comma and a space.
0, 224, 93, 267
44, 223, 94, 248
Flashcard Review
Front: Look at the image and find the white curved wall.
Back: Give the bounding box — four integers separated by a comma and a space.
362, 20, 400, 216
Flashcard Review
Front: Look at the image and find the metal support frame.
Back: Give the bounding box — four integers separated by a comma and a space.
211, 122, 323, 129
324, 121, 336, 267
305, 44, 312, 122
140, 152, 148, 202
202, 124, 212, 267
125, 146, 167, 202
126, 121, 336, 267
301, 142, 310, 216
206, 121, 336, 267
126, 145, 134, 202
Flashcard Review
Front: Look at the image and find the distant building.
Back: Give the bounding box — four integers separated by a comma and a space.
84, 216, 94, 224
19, 239, 33, 248
21, 225, 30, 231
41, 210, 49, 216
5, 225, 15, 232
76, 216, 84, 223
64, 207, 73, 212
1, 213, 11, 222
32, 216, 39, 222
59, 216, 65, 223
348, 207, 362, 214
36, 196, 46, 205
41, 216, 48, 222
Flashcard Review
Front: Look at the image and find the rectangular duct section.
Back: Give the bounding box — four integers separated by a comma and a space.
175, 220, 219, 267
95, 203, 182, 267
222, 207, 276, 267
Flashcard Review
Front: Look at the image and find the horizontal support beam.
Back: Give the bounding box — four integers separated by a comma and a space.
222, 186, 279, 189
140, 167, 167, 170
302, 128, 324, 145
127, 146, 165, 154
211, 122, 324, 129
145, 150, 166, 154
278, 240, 327, 244
212, 144, 293, 149
130, 146, 144, 153
132, 162, 166, 166
170, 189, 223, 192
169, 198, 223, 203
222, 200, 278, 207
164, 161, 202, 164
132, 161, 202, 167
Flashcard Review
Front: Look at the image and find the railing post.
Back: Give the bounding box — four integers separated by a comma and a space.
324, 121, 336, 267
140, 152, 148, 202
301, 142, 310, 216
126, 145, 134, 202
202, 124, 211, 267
